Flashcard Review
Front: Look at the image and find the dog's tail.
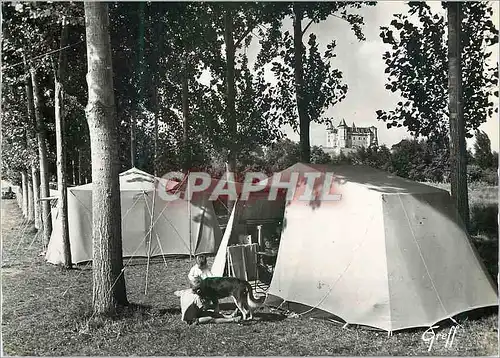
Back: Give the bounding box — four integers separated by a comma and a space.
244, 282, 265, 309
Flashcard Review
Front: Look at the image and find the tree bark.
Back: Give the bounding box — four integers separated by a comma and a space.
54, 17, 72, 268
84, 1, 128, 315
293, 4, 311, 163
72, 159, 78, 185
224, 5, 237, 213
21, 171, 28, 218
78, 151, 83, 185
23, 60, 35, 219
152, 4, 161, 177
32, 164, 41, 230
130, 2, 145, 169
130, 115, 136, 168
447, 2, 469, 229
153, 84, 159, 176
30, 68, 52, 248
66, 159, 72, 185
27, 174, 34, 222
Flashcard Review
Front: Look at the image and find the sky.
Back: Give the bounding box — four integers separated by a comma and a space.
238, 1, 499, 152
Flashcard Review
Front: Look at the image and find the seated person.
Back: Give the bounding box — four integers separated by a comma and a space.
175, 254, 239, 324
188, 254, 213, 287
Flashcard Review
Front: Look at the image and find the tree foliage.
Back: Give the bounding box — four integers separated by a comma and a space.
2, 2, 88, 184
377, 2, 498, 139
473, 130, 495, 170
256, 3, 369, 129
389, 138, 449, 182
255, 2, 375, 162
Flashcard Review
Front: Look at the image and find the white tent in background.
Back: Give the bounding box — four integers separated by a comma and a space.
46, 168, 222, 265
261, 163, 497, 332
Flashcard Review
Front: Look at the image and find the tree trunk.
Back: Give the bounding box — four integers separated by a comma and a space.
78, 151, 83, 185
224, 5, 237, 213
71, 159, 77, 185
84, 1, 128, 315
31, 68, 53, 249
153, 85, 159, 176
66, 159, 72, 185
130, 115, 136, 168
293, 4, 310, 163
32, 164, 41, 230
447, 2, 469, 229
182, 55, 190, 172
21, 171, 28, 218
54, 17, 72, 268
152, 4, 161, 177
130, 2, 145, 170
23, 60, 35, 219
27, 174, 34, 222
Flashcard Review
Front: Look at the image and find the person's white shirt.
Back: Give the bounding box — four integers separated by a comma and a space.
188, 264, 213, 287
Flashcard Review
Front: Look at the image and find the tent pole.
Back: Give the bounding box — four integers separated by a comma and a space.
242, 246, 248, 281
144, 186, 156, 295
187, 171, 193, 260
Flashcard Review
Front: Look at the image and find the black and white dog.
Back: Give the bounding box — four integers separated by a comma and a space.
192, 277, 264, 320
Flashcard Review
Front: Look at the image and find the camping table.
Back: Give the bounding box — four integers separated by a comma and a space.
226, 243, 259, 290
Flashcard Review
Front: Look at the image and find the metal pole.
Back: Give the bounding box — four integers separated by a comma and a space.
187, 171, 192, 260
144, 182, 157, 295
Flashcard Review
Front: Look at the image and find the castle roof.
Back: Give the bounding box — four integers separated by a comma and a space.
348, 127, 373, 134
327, 121, 377, 134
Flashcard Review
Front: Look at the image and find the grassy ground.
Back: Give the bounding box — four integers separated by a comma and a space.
2, 196, 498, 356
423, 181, 498, 206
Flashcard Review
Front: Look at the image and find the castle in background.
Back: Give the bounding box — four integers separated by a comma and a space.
321, 119, 378, 156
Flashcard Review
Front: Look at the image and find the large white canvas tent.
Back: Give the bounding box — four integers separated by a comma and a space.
262, 163, 497, 332
46, 168, 222, 265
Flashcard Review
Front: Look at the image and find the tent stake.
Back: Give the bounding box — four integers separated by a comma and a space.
144, 186, 156, 295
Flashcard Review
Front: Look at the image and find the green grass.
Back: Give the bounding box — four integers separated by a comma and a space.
422, 181, 498, 206
1, 197, 498, 356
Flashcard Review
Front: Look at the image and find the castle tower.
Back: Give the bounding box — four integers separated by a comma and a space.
326, 123, 335, 147
338, 119, 348, 149
370, 126, 378, 146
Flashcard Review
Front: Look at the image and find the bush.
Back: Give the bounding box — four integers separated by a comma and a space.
480, 168, 498, 185
469, 203, 498, 238
467, 164, 483, 183
470, 234, 498, 281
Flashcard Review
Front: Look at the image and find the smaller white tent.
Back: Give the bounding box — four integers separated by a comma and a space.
46, 168, 222, 265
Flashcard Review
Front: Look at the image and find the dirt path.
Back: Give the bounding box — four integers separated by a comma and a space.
2, 199, 44, 269
1, 200, 96, 355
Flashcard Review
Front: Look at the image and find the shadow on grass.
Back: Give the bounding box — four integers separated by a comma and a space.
253, 311, 286, 322
397, 306, 499, 336
77, 303, 156, 320
157, 305, 286, 323
159, 307, 181, 315
453, 306, 499, 324
116, 302, 153, 316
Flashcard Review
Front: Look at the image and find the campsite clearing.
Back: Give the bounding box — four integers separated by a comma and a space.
1, 197, 498, 356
